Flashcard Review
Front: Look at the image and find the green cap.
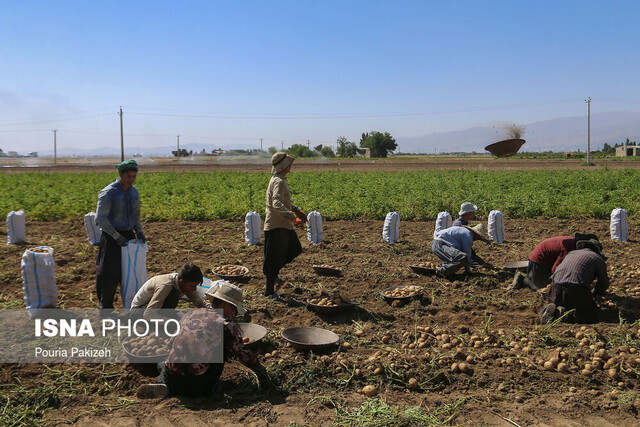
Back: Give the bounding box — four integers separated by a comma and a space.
117, 160, 139, 173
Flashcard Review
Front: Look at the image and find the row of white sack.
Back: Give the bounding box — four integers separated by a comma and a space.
20, 242, 148, 314
7, 207, 631, 248
432, 208, 630, 243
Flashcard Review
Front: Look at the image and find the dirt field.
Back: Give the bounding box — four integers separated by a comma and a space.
2, 215, 640, 426
2, 155, 640, 174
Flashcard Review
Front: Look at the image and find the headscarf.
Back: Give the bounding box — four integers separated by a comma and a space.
117, 160, 139, 173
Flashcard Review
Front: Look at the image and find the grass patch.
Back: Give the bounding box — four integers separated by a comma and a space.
315, 397, 465, 426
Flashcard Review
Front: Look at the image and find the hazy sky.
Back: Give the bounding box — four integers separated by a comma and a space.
1, 1, 639, 154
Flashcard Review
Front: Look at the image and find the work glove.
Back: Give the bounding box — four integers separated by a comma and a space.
137, 232, 146, 244
294, 208, 307, 222
115, 235, 128, 246
293, 218, 305, 230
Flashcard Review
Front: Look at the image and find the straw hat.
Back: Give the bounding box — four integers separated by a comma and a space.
459, 202, 478, 216
464, 223, 488, 241
271, 152, 295, 174
205, 282, 247, 315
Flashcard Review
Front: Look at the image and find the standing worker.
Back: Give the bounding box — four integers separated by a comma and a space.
95, 160, 145, 309
262, 152, 306, 300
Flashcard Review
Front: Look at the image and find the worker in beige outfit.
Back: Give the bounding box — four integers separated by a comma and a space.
130, 262, 209, 319
262, 152, 306, 300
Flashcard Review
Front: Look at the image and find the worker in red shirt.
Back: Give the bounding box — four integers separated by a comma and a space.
509, 233, 598, 291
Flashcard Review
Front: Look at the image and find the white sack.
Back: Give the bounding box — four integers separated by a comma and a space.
487, 210, 505, 243
193, 277, 223, 300
22, 246, 57, 313
84, 212, 102, 245
434, 211, 452, 237
382, 212, 400, 244
7, 210, 26, 245
306, 211, 324, 244
610, 208, 629, 242
244, 211, 262, 245
121, 240, 148, 311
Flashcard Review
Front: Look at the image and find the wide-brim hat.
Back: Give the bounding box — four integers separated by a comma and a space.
464, 223, 488, 241
205, 282, 247, 315
459, 202, 478, 216
271, 152, 295, 174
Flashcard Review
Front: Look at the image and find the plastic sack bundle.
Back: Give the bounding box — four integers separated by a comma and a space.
121, 240, 148, 311
22, 246, 58, 315
84, 212, 102, 245
382, 212, 400, 244
487, 210, 505, 243
610, 208, 629, 242
306, 211, 324, 244
434, 211, 452, 237
194, 277, 223, 300
244, 211, 262, 245
7, 210, 26, 245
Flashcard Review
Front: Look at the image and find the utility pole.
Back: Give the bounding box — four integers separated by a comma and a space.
176, 135, 180, 158
52, 130, 57, 164
585, 97, 591, 166
259, 138, 263, 150
281, 140, 284, 150
119, 106, 124, 161
307, 139, 310, 149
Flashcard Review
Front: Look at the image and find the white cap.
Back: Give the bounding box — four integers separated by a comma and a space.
459, 202, 478, 216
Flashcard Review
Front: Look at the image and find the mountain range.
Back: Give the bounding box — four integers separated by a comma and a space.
22, 111, 640, 157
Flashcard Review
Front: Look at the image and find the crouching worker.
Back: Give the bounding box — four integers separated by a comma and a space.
431, 224, 488, 280
539, 239, 609, 324
137, 282, 269, 398
130, 262, 209, 320
509, 233, 599, 291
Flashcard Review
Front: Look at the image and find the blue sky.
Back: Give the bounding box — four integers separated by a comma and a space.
1, 1, 639, 154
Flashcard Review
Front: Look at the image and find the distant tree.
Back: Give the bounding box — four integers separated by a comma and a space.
287, 144, 317, 158
336, 136, 358, 157
268, 146, 277, 155
359, 131, 397, 158
312, 144, 336, 158
172, 148, 190, 157
601, 143, 615, 155
320, 146, 335, 158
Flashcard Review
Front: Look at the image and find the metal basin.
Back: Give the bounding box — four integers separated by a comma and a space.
281, 326, 339, 352
237, 323, 268, 347
485, 139, 526, 158
503, 261, 529, 271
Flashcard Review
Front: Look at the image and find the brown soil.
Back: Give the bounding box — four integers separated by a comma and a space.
1, 216, 640, 426
2, 156, 640, 174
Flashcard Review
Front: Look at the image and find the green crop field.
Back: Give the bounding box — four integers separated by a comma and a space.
1, 169, 639, 221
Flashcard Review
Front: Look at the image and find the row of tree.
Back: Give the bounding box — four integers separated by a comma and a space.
263, 131, 398, 158
172, 131, 397, 159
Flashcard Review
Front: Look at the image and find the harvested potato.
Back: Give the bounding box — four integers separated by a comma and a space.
213, 265, 247, 276
415, 262, 437, 269
125, 335, 169, 357
384, 285, 421, 299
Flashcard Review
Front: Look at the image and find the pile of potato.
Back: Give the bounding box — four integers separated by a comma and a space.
309, 292, 351, 307
384, 285, 421, 299
214, 265, 247, 276
242, 336, 255, 344
415, 262, 437, 269
124, 335, 169, 357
